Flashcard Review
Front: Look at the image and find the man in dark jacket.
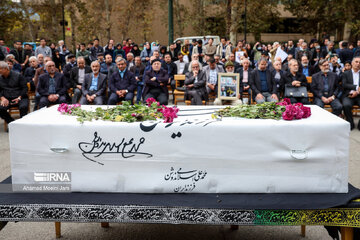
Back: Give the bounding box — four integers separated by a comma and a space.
129, 56, 145, 103
0, 61, 28, 124
161, 53, 177, 90
249, 58, 278, 103
342, 56, 360, 130
108, 58, 136, 105
70, 56, 92, 103
311, 59, 342, 116
282, 59, 309, 104
339, 42, 354, 64
184, 60, 208, 105
143, 59, 169, 105
37, 61, 67, 108
80, 61, 107, 105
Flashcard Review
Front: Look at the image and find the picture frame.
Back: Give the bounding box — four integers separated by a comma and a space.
217, 73, 240, 100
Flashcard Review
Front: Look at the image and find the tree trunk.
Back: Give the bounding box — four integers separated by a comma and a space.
226, 0, 231, 37
343, 22, 351, 41
104, 0, 111, 40
230, 0, 237, 45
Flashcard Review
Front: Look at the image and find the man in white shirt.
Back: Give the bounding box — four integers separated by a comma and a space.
342, 56, 360, 130
174, 52, 187, 74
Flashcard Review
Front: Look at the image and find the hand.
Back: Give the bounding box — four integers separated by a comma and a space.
48, 94, 57, 102
160, 83, 164, 87
271, 94, 278, 101
221, 58, 226, 63
0, 97, 9, 107
321, 96, 328, 103
91, 95, 96, 101
11, 98, 20, 105
86, 94, 92, 102
256, 93, 264, 100
193, 71, 198, 77
207, 83, 215, 91
244, 86, 250, 90
77, 85, 82, 90
350, 91, 358, 98
116, 90, 122, 96
151, 77, 156, 81
168, 78, 171, 84
135, 76, 139, 81
186, 84, 194, 89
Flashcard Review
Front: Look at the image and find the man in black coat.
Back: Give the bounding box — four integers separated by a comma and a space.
108, 58, 137, 105
249, 58, 278, 104
342, 56, 360, 130
311, 59, 342, 116
282, 59, 309, 104
0, 61, 28, 124
339, 42, 354, 64
184, 60, 208, 105
37, 61, 67, 108
143, 59, 169, 105
161, 53, 177, 90
70, 56, 92, 103
129, 56, 146, 103
80, 61, 107, 105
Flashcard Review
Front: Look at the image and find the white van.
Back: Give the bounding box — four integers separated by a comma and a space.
174, 36, 220, 46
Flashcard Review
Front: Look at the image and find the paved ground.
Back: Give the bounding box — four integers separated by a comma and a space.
0, 106, 359, 240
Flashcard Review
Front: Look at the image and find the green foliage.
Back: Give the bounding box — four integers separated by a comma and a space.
214, 102, 286, 120
66, 101, 163, 124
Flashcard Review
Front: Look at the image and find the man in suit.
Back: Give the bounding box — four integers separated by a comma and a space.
108, 58, 137, 105
80, 61, 107, 105
342, 56, 360, 130
311, 59, 342, 116
184, 60, 208, 105
161, 53, 177, 91
249, 58, 278, 104
143, 59, 169, 105
129, 56, 145, 103
37, 61, 67, 108
0, 61, 28, 125
203, 58, 224, 96
236, 58, 252, 101
71, 57, 92, 103
339, 42, 354, 64
174, 52, 187, 75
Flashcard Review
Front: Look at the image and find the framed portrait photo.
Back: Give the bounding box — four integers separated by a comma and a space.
217, 73, 240, 100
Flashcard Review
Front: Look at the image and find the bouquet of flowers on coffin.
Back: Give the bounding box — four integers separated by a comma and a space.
213, 98, 311, 121
57, 98, 179, 123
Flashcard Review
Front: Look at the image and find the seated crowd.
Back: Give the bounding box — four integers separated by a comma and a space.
1, 37, 360, 130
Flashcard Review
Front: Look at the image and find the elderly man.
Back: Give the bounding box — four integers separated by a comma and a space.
24, 56, 39, 91
143, 59, 169, 105
237, 58, 252, 102
203, 58, 224, 95
342, 56, 360, 130
311, 59, 342, 116
130, 56, 145, 103
271, 59, 285, 97
108, 58, 136, 105
80, 61, 107, 105
37, 61, 67, 108
249, 58, 278, 104
184, 60, 208, 105
35, 38, 52, 58
126, 52, 135, 70
70, 57, 92, 103
0, 61, 28, 125
283, 59, 309, 104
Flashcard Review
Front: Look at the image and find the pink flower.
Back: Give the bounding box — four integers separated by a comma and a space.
301, 106, 311, 118
276, 101, 287, 106
131, 113, 136, 117
57, 103, 80, 115
159, 106, 179, 123
146, 98, 157, 106
294, 103, 303, 108
284, 98, 291, 105
294, 107, 304, 119
282, 110, 294, 120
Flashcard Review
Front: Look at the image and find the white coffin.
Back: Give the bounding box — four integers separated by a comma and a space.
9, 105, 349, 193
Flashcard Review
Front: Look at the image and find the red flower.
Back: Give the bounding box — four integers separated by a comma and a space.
301, 106, 311, 118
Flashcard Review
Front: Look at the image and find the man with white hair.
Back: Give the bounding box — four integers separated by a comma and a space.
127, 52, 135, 70
70, 56, 92, 103
37, 61, 67, 108
58, 40, 65, 54
0, 61, 28, 126
283, 59, 309, 104
24, 56, 39, 91
80, 61, 107, 105
184, 60, 208, 105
